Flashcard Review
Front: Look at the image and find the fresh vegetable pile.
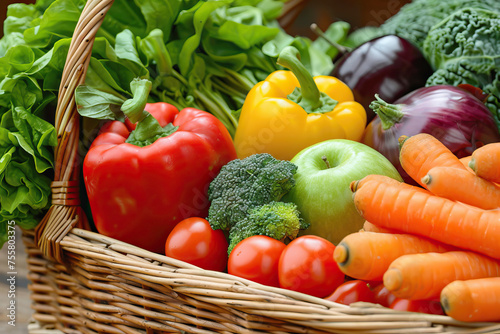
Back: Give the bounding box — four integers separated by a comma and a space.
337, 133, 500, 322
2, 0, 500, 326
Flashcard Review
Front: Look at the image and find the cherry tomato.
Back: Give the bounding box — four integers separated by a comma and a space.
278, 235, 345, 298
325, 280, 377, 305
390, 298, 445, 315
372, 284, 397, 307
165, 217, 228, 272
228, 235, 286, 287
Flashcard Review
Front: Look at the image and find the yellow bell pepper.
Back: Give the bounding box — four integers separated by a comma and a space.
234, 46, 367, 161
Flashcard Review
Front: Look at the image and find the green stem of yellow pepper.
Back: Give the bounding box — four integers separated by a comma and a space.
277, 46, 338, 114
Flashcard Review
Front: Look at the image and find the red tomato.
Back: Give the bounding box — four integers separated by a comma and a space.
165, 217, 228, 272
325, 280, 377, 305
372, 284, 397, 307
390, 298, 445, 315
228, 235, 286, 287
278, 235, 345, 298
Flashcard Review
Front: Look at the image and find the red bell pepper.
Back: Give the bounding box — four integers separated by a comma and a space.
83, 100, 237, 253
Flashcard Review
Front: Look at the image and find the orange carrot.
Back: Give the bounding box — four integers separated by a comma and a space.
441, 277, 500, 322
350, 174, 430, 195
362, 221, 395, 233
351, 176, 500, 260
459, 155, 474, 173
334, 231, 456, 281
469, 142, 500, 183
399, 133, 466, 188
383, 251, 500, 300
422, 166, 500, 210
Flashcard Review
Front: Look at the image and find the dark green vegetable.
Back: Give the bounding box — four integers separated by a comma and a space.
378, 0, 500, 49
227, 201, 308, 254
207, 153, 297, 232
423, 8, 500, 129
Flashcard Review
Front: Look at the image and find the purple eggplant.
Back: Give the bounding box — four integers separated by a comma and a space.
331, 35, 434, 124
361, 85, 500, 185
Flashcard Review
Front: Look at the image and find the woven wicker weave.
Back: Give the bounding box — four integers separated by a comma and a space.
23, 0, 500, 333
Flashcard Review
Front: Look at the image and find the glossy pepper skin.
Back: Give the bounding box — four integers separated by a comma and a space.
234, 46, 367, 161
83, 102, 237, 253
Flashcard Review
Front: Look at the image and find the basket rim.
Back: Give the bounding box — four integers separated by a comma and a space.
25, 227, 500, 334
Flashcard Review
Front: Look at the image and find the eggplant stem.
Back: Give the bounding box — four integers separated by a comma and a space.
310, 23, 351, 56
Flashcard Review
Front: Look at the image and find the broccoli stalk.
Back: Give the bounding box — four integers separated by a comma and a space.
227, 201, 309, 254
207, 153, 307, 253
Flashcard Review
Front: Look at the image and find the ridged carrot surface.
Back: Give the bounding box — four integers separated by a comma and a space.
441, 277, 500, 322
352, 177, 500, 260
422, 166, 500, 210
362, 221, 395, 233
334, 231, 456, 281
469, 142, 500, 183
399, 133, 466, 188
459, 155, 474, 172
383, 251, 500, 300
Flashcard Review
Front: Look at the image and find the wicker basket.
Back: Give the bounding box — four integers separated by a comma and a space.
23, 0, 500, 333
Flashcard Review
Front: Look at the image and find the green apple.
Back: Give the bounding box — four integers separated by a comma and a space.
283, 139, 402, 245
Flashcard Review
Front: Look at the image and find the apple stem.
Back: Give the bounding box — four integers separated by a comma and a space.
322, 155, 331, 169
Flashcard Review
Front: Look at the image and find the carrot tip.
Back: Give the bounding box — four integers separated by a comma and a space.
333, 243, 349, 265
468, 157, 476, 172
383, 268, 403, 292
440, 295, 451, 314
398, 135, 409, 145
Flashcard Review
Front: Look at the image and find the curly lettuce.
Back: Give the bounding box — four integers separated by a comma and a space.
423, 8, 500, 129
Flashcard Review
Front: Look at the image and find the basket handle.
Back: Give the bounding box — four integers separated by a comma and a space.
34, 0, 115, 263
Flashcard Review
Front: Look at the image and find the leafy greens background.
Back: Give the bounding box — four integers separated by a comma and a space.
0, 0, 346, 248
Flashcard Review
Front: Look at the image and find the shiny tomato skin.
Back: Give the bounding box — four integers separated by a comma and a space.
278, 235, 345, 298
325, 280, 377, 305
165, 217, 228, 272
228, 236, 286, 287
390, 298, 445, 315
372, 284, 397, 307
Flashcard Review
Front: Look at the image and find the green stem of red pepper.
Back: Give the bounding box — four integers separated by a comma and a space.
121, 78, 153, 124
277, 46, 338, 114
126, 113, 178, 147
121, 78, 179, 147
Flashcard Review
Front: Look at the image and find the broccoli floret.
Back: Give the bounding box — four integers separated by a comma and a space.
227, 201, 309, 254
207, 153, 298, 231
